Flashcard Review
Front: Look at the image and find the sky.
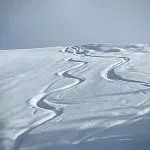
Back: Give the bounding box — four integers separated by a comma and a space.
0, 0, 150, 49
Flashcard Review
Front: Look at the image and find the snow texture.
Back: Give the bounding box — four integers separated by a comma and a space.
1, 44, 150, 150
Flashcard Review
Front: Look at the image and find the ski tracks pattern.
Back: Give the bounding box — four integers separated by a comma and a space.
13, 45, 150, 149
13, 47, 88, 150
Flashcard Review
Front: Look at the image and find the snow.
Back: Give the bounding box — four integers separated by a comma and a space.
0, 44, 150, 150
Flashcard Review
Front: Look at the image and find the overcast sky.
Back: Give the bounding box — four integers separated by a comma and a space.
0, 0, 150, 49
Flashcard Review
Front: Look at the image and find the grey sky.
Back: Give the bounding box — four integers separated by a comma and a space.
0, 0, 150, 49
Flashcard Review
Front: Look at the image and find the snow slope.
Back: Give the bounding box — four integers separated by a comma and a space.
0, 44, 150, 150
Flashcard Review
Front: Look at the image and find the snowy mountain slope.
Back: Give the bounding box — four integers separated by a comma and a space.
0, 44, 150, 150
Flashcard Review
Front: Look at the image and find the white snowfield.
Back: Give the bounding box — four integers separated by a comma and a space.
1, 44, 150, 150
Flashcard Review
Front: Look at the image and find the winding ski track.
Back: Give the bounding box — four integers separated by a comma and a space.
61, 45, 150, 143
67, 45, 150, 88
13, 45, 150, 149
13, 47, 88, 150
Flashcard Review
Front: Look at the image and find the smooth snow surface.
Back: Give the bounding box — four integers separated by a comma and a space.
1, 44, 150, 150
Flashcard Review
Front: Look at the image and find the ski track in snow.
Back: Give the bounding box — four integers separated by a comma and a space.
102, 56, 150, 87
13, 47, 88, 150
61, 46, 150, 106
101, 57, 130, 82
2, 44, 149, 149
63, 45, 150, 88
59, 45, 150, 143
